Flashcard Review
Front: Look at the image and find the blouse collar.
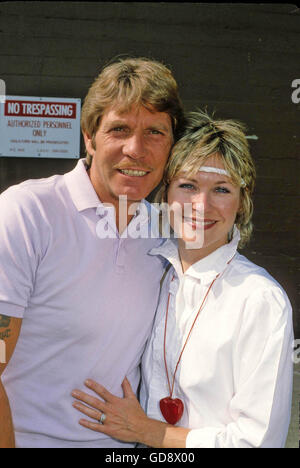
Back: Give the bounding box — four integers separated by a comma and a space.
149, 226, 240, 285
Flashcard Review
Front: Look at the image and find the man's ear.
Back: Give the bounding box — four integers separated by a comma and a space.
83, 132, 95, 156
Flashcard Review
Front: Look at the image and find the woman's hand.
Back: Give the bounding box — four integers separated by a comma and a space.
71, 377, 149, 444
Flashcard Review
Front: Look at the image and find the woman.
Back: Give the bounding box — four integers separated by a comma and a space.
71, 110, 294, 448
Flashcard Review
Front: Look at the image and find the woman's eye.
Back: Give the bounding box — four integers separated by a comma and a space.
179, 183, 195, 190
215, 186, 230, 194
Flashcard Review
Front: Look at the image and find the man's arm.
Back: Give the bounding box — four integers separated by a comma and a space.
0, 315, 22, 448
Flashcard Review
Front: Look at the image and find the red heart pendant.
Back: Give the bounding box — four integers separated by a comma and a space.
159, 397, 184, 425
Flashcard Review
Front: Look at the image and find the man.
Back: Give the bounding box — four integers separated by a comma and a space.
0, 57, 185, 448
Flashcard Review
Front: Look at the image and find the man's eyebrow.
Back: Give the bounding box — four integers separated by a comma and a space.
104, 120, 129, 128
103, 121, 171, 133
148, 123, 170, 132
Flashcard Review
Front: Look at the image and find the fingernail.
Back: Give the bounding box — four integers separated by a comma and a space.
85, 379, 92, 386
71, 390, 80, 397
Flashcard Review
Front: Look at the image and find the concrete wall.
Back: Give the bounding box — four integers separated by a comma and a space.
0, 2, 299, 337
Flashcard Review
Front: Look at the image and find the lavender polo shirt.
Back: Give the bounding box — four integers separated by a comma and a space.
0, 159, 165, 448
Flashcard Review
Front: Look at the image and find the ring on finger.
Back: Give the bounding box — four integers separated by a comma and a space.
99, 412, 106, 425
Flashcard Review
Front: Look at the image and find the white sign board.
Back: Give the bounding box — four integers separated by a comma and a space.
0, 96, 81, 159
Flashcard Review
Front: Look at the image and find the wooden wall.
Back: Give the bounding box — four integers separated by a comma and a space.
0, 2, 299, 337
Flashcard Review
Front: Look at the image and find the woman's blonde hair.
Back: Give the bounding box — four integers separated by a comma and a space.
81, 56, 186, 164
155, 109, 256, 248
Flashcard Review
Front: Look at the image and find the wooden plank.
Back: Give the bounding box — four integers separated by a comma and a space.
254, 194, 299, 217
1, 74, 91, 98
0, 4, 299, 54
0, 3, 299, 30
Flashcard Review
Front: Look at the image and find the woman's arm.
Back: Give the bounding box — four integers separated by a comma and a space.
185, 287, 294, 448
72, 378, 190, 448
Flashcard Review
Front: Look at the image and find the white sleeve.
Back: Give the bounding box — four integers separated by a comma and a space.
0, 186, 44, 317
186, 286, 294, 448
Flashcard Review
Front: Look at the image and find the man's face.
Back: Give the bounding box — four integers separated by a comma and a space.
84, 104, 173, 209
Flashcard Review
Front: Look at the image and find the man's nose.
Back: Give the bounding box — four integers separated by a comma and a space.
123, 133, 146, 160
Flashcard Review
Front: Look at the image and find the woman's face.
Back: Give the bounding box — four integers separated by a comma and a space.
167, 154, 241, 254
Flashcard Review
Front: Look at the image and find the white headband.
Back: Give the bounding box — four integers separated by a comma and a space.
199, 166, 229, 176
198, 166, 246, 188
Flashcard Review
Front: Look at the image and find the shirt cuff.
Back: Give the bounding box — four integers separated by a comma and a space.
0, 301, 25, 319
186, 427, 223, 448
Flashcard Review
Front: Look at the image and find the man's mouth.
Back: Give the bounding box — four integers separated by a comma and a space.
119, 169, 148, 177
118, 168, 150, 177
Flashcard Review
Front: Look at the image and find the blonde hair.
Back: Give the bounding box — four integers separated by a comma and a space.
81, 56, 185, 164
155, 109, 256, 248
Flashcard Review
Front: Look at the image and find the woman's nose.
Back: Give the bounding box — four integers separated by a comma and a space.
192, 191, 211, 206
191, 191, 214, 215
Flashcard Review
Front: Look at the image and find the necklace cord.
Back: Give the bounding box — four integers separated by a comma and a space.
163, 291, 172, 396
163, 254, 236, 399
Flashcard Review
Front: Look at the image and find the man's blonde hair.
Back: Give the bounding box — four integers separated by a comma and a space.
81, 56, 185, 164
155, 109, 256, 248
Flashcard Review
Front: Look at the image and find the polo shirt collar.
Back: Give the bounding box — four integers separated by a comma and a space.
64, 159, 151, 232
149, 226, 240, 284
64, 159, 101, 212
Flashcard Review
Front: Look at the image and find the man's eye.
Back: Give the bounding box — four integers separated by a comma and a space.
111, 127, 125, 132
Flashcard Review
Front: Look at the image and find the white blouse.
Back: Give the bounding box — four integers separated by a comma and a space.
140, 228, 294, 448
